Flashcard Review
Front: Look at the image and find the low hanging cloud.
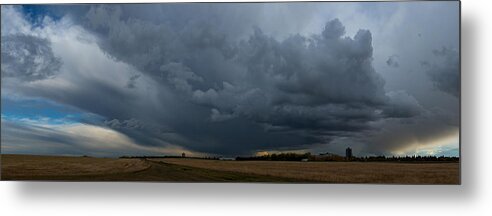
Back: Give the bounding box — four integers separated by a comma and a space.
0, 117, 188, 157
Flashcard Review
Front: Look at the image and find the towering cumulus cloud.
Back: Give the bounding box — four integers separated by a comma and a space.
77, 5, 399, 154
1, 3, 460, 157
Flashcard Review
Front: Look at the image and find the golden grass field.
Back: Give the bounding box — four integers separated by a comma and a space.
0, 154, 296, 182
1, 154, 459, 184
1, 154, 150, 179
152, 158, 460, 184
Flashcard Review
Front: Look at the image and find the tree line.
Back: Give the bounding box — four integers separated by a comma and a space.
236, 153, 459, 162
120, 152, 459, 162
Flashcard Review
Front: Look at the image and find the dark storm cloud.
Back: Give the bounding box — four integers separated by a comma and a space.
381, 91, 424, 118
1, 34, 62, 81
425, 47, 460, 97
1, 4, 458, 156
67, 5, 421, 155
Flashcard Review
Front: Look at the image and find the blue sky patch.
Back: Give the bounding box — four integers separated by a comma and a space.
20, 5, 63, 27
1, 96, 94, 125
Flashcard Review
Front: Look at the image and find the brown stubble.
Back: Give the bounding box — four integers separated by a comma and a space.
154, 158, 460, 184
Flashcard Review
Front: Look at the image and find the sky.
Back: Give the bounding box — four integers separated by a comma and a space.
0, 2, 460, 157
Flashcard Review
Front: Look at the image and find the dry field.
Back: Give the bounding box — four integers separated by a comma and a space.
153, 158, 460, 184
0, 154, 296, 182
1, 154, 150, 180
1, 154, 459, 184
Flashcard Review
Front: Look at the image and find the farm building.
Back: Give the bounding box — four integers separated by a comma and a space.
345, 148, 353, 158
